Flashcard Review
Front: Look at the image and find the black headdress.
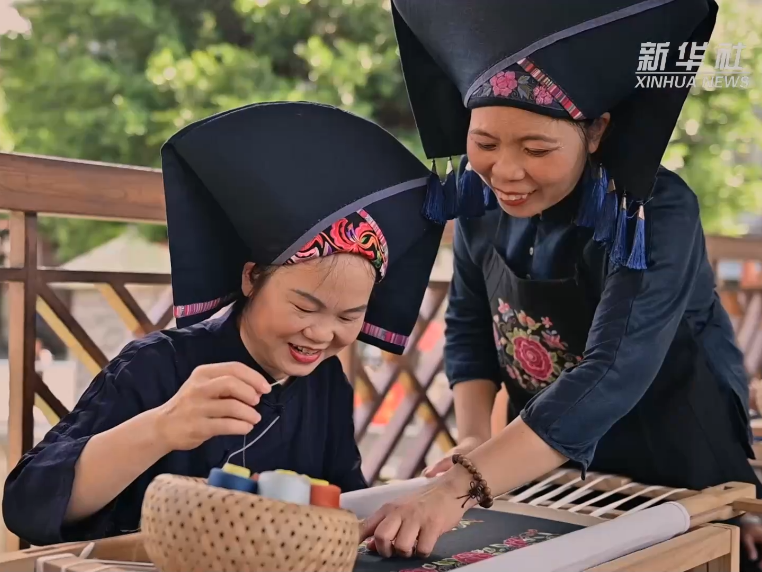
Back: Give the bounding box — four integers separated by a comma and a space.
393, 0, 717, 269
162, 102, 443, 354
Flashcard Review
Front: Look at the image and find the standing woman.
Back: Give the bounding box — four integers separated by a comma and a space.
361, 0, 762, 566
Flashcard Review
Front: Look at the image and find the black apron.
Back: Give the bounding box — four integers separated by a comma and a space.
482, 239, 760, 494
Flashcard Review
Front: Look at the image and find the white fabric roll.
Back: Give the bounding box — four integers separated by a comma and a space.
340, 477, 435, 519
461, 501, 691, 572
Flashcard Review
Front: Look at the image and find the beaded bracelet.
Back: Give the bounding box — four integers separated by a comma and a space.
452, 454, 494, 508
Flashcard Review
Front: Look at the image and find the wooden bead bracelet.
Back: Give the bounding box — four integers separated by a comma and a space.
452, 453, 494, 508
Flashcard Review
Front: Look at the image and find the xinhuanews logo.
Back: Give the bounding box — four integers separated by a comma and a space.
636, 74, 751, 89
636, 41, 752, 89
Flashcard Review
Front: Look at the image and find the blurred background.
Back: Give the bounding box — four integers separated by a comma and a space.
1, 0, 762, 552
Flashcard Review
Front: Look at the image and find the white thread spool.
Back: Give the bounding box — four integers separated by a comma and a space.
258, 471, 311, 505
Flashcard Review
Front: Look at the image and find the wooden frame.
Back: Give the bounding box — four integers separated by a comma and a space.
1, 471, 761, 572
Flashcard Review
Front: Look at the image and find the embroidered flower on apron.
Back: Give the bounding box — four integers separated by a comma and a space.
492, 297, 581, 392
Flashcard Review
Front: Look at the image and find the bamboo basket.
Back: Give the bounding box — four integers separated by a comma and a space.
141, 474, 360, 572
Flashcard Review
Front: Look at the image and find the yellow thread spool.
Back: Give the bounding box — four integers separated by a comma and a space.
222, 463, 251, 479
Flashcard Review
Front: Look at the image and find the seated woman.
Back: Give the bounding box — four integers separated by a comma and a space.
2, 101, 443, 546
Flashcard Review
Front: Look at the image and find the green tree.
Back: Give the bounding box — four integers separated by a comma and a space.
0, 0, 422, 261
0, 0, 760, 261
664, 0, 762, 235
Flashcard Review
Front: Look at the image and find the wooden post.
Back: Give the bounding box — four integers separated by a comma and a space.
6, 211, 38, 551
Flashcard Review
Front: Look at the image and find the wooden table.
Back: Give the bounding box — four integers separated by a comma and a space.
2, 471, 760, 572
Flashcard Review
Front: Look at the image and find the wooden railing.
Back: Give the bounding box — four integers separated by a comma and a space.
1, 151, 761, 552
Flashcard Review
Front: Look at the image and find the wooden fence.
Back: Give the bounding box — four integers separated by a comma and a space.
1, 151, 761, 551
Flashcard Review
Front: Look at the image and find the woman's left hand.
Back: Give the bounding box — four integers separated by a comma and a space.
359, 470, 474, 558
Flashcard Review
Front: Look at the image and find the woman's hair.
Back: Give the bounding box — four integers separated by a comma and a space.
556, 115, 611, 167
244, 264, 279, 305
244, 253, 377, 304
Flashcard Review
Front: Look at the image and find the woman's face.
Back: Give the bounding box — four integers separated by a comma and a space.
466, 106, 608, 217
239, 254, 375, 380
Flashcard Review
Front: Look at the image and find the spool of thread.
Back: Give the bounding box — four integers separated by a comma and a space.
258, 471, 311, 505
222, 463, 251, 478
309, 479, 341, 508
208, 467, 258, 494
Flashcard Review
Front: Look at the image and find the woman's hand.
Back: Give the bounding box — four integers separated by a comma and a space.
742, 517, 762, 568
422, 436, 485, 478
361, 466, 475, 558
156, 362, 272, 451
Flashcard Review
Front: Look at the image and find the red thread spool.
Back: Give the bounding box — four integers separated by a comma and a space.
309, 479, 341, 508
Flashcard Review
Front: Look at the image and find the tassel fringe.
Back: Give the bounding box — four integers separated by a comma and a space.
576, 165, 606, 228
421, 168, 448, 224
609, 195, 629, 268
484, 185, 498, 210
457, 165, 487, 218
422, 159, 492, 223
626, 205, 647, 270
594, 178, 618, 244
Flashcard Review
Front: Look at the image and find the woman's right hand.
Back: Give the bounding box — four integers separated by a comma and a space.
422, 436, 486, 478
155, 362, 272, 452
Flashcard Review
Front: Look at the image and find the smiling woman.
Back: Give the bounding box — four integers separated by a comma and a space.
239, 255, 376, 380
1, 101, 445, 547
466, 109, 608, 213
357, 0, 762, 569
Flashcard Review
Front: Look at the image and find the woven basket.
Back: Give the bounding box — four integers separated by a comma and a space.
141, 474, 360, 572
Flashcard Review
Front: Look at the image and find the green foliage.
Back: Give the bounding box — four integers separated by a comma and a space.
0, 0, 430, 261
664, 0, 762, 235
0, 0, 760, 261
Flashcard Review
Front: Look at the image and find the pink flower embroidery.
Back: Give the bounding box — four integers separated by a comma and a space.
533, 85, 553, 105
504, 537, 529, 548
513, 337, 553, 380
490, 71, 518, 96
541, 331, 567, 351
453, 551, 495, 564
492, 305, 581, 392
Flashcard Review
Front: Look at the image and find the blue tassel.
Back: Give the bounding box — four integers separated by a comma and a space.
442, 159, 459, 219
484, 185, 498, 210
594, 178, 618, 244
576, 165, 606, 228
626, 205, 647, 270
609, 195, 629, 268
456, 164, 487, 218
421, 171, 446, 224
421, 160, 449, 224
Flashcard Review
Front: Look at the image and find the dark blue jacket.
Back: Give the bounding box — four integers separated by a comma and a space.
3, 303, 366, 545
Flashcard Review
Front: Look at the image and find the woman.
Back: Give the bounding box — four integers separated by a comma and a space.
361, 0, 762, 566
3, 101, 444, 546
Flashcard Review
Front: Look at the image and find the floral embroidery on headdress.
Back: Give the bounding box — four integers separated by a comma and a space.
285, 208, 389, 280
470, 58, 584, 120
